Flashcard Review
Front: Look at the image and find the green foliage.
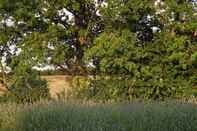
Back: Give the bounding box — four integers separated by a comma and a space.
81, 1, 197, 100
71, 75, 192, 101
0, 0, 196, 101
71, 76, 135, 101
82, 29, 195, 100
0, 0, 103, 74
85, 30, 139, 74
0, 64, 49, 103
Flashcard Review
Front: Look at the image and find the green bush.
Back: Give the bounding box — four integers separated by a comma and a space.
71, 75, 195, 101
70, 76, 92, 100
0, 82, 49, 104
81, 28, 196, 101
0, 67, 49, 103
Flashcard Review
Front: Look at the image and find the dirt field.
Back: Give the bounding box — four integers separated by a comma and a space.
0, 75, 73, 98
42, 75, 73, 99
0, 83, 7, 96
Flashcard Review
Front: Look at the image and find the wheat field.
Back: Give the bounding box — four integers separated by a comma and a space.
0, 100, 197, 131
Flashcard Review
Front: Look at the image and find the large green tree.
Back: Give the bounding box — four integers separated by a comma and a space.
0, 0, 196, 101
0, 0, 104, 102
82, 0, 197, 100
1, 0, 104, 75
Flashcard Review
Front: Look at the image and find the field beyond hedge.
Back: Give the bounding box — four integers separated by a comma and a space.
0, 101, 197, 131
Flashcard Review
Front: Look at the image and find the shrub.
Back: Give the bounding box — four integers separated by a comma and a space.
0, 67, 49, 103
71, 74, 195, 101
81, 29, 196, 101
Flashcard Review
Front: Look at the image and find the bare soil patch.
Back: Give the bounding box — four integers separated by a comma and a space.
0, 83, 7, 96
42, 75, 73, 99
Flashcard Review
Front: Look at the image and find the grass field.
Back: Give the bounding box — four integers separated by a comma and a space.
0, 100, 197, 131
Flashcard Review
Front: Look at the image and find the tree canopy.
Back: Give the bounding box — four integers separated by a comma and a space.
0, 0, 196, 100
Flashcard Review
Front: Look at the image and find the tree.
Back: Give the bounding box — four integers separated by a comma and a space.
0, 0, 104, 75
0, 13, 19, 89
0, 0, 104, 102
82, 0, 197, 100
0, 0, 196, 101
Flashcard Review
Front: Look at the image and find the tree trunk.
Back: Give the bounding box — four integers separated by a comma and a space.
0, 59, 8, 90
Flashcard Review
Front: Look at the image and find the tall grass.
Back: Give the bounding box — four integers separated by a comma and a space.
0, 100, 197, 131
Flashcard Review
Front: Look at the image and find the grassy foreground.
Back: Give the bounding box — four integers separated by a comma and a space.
0, 101, 197, 131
